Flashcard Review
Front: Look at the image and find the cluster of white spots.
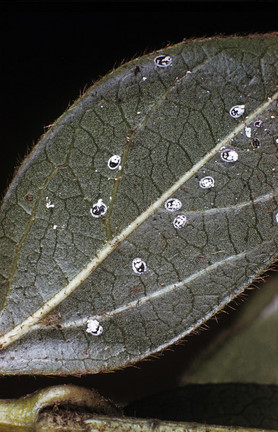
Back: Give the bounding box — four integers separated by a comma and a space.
132, 258, 147, 275
90, 199, 107, 218
245, 126, 252, 138
45, 197, 55, 209
108, 155, 121, 170
220, 149, 238, 163
173, 214, 187, 229
229, 105, 245, 118
154, 55, 172, 68
199, 176, 215, 189
86, 318, 103, 336
165, 198, 182, 212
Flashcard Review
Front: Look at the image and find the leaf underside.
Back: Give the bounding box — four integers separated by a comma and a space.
0, 34, 277, 374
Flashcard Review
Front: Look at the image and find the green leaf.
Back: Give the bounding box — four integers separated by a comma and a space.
180, 273, 278, 385
0, 34, 278, 374
125, 383, 278, 430
1, 384, 275, 432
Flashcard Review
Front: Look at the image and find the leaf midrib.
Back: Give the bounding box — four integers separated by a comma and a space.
28, 167, 278, 331
104, 53, 212, 240
0, 90, 277, 351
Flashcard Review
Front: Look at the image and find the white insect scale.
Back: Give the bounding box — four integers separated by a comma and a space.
154, 55, 172, 68
173, 214, 187, 229
229, 104, 245, 118
108, 155, 121, 170
86, 318, 103, 336
165, 198, 182, 212
132, 258, 147, 274
220, 149, 238, 163
90, 199, 108, 218
199, 176, 215, 189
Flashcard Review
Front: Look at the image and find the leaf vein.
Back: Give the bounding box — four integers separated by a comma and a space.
0, 89, 277, 351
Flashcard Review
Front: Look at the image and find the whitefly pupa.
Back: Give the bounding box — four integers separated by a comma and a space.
86, 318, 103, 336
90, 199, 108, 218
173, 214, 187, 229
199, 176, 215, 189
108, 155, 121, 170
220, 149, 238, 163
132, 258, 147, 275
154, 55, 172, 68
229, 104, 245, 119
165, 198, 182, 212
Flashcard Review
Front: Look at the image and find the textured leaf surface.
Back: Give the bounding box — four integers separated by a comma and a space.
0, 35, 278, 374
126, 384, 278, 430
181, 273, 278, 385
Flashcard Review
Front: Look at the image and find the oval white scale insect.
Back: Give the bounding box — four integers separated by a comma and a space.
90, 199, 108, 218
154, 55, 172, 68
164, 198, 182, 212
229, 104, 245, 118
132, 258, 147, 274
173, 214, 187, 229
199, 176, 215, 189
86, 318, 103, 336
108, 155, 121, 170
220, 149, 238, 162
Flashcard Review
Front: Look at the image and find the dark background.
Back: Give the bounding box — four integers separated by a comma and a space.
0, 0, 277, 403
1, 1, 277, 196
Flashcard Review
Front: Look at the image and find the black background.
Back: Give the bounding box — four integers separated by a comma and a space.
0, 0, 277, 404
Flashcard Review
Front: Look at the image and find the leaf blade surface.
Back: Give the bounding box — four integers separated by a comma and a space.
0, 34, 278, 374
